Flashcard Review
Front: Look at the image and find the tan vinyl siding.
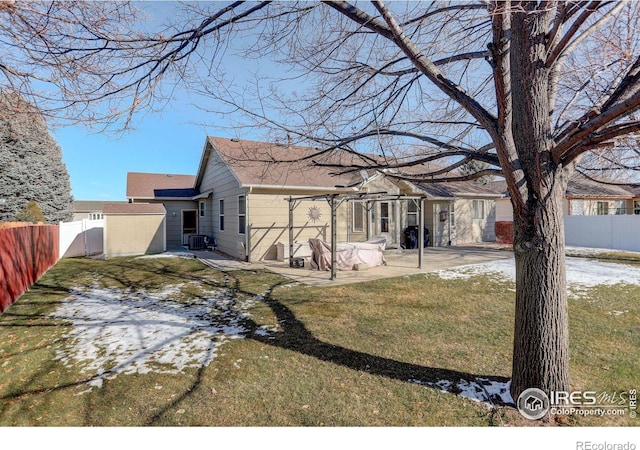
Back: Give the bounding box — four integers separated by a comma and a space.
425, 201, 453, 247
198, 148, 247, 258
104, 213, 165, 257
453, 198, 496, 244
198, 197, 214, 237
248, 193, 332, 261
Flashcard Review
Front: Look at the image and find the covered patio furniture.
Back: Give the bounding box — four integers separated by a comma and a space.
308, 238, 387, 271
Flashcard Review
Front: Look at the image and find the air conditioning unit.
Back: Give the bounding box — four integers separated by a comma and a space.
188, 235, 207, 250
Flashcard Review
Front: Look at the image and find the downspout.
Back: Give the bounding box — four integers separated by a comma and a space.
288, 197, 294, 268
245, 187, 252, 262
448, 200, 453, 246
418, 198, 424, 269
330, 195, 338, 280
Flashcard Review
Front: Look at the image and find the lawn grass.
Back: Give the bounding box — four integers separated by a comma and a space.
0, 255, 638, 426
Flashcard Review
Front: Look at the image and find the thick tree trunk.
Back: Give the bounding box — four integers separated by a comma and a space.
508, 5, 571, 401
510, 185, 571, 400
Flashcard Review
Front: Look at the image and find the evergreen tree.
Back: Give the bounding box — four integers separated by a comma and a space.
0, 91, 73, 223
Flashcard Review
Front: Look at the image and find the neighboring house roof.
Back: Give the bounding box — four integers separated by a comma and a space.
126, 172, 197, 199
415, 179, 507, 199
199, 136, 371, 190
566, 173, 634, 199
73, 200, 126, 212
103, 203, 166, 214
626, 185, 640, 197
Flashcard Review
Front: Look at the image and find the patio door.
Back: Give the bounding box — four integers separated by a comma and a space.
182, 210, 197, 245
377, 202, 397, 246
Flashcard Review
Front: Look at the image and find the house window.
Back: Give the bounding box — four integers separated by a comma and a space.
199, 201, 205, 217
597, 201, 609, 215
219, 199, 225, 231
614, 200, 626, 215
407, 201, 418, 227
635, 200, 640, 215
380, 202, 390, 233
238, 195, 246, 235
352, 201, 365, 232
472, 200, 485, 220
89, 213, 103, 220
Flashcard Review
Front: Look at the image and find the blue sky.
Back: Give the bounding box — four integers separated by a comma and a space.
54, 106, 209, 201
51, 2, 267, 202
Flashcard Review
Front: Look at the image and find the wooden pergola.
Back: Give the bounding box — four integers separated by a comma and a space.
286, 192, 428, 280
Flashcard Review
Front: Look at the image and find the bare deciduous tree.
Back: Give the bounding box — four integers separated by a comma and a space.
186, 1, 640, 401
3, 1, 640, 402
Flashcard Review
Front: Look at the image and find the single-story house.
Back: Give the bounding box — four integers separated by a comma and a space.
494, 173, 640, 244
114, 136, 512, 260
411, 179, 505, 246
565, 175, 640, 216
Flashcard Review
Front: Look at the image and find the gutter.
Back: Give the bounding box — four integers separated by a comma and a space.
242, 183, 358, 193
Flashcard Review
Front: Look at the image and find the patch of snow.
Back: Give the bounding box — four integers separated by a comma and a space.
567, 246, 640, 257
409, 377, 514, 406
137, 252, 194, 259
609, 310, 629, 316
49, 282, 276, 393
433, 257, 640, 297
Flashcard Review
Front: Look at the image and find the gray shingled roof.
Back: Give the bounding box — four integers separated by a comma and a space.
415, 179, 507, 199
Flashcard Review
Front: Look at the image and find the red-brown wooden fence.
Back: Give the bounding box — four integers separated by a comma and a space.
0, 223, 59, 313
495, 221, 514, 245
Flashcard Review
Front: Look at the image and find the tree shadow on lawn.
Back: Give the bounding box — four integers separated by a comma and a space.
232, 271, 513, 399
0, 260, 513, 425
144, 271, 514, 425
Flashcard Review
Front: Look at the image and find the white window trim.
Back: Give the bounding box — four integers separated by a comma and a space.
352, 201, 365, 233
472, 200, 485, 220
380, 202, 390, 233
238, 195, 246, 235
597, 201, 609, 215
219, 199, 225, 232
199, 200, 205, 217
407, 201, 418, 227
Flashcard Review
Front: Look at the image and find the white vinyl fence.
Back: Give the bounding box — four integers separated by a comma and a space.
565, 215, 640, 252
59, 219, 104, 258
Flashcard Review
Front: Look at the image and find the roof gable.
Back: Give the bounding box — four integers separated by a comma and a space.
200, 136, 371, 190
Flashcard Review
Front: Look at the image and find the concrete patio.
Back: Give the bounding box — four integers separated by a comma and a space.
187, 245, 515, 287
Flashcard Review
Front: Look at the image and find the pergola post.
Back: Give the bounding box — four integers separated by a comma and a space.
288, 197, 294, 268
330, 195, 338, 280
418, 198, 425, 269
